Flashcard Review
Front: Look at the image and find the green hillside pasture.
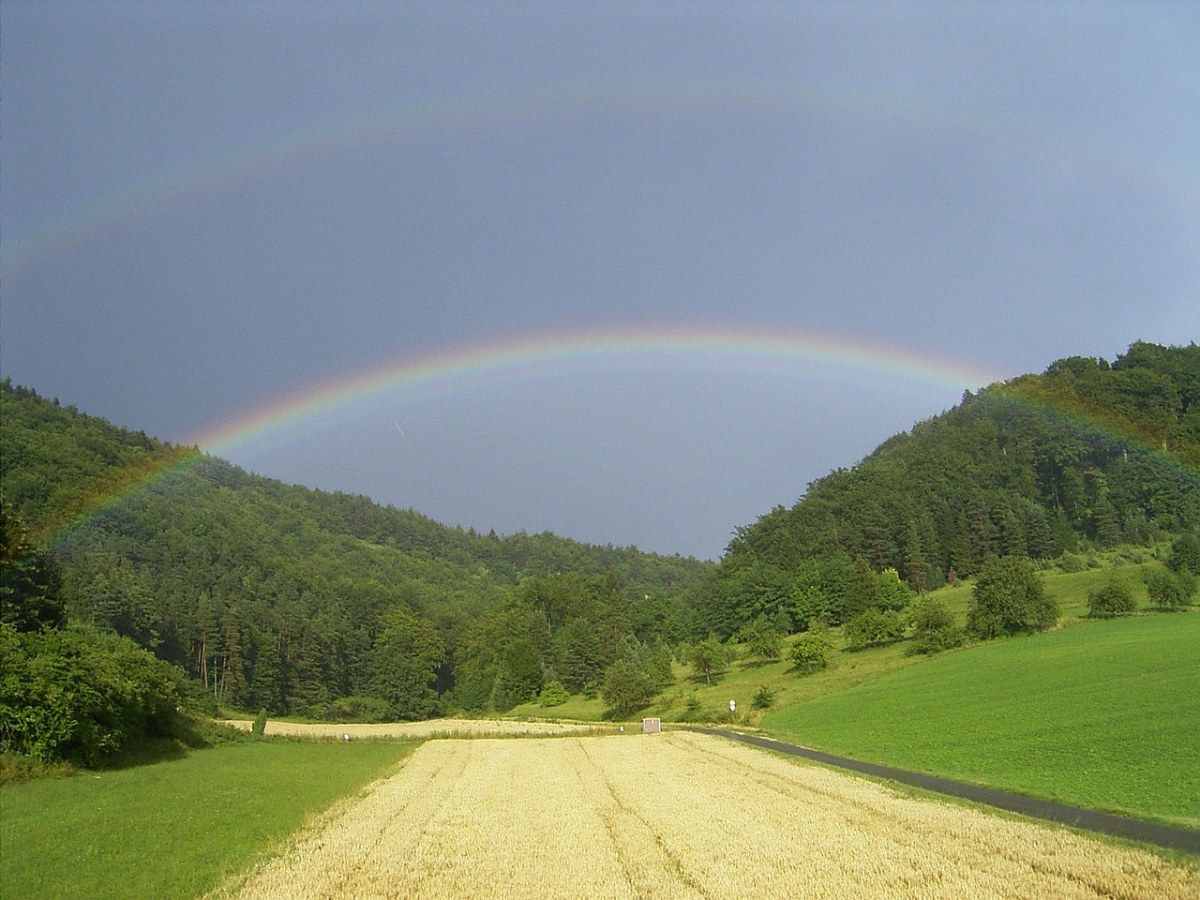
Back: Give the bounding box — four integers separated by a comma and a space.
507, 638, 933, 727
0, 739, 414, 899
930, 556, 1162, 623
508, 557, 1172, 726
764, 613, 1200, 827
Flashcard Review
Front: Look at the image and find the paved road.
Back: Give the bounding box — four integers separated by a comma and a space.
693, 728, 1200, 855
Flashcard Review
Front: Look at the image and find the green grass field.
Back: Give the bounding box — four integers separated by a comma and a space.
0, 739, 414, 899
763, 612, 1200, 826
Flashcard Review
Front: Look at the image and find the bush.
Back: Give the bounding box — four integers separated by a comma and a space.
908, 597, 963, 655
601, 658, 654, 715
537, 679, 569, 707
967, 556, 1057, 639
789, 627, 833, 674
750, 685, 777, 710
1167, 533, 1200, 575
320, 694, 390, 722
251, 709, 268, 737
1056, 554, 1081, 573
843, 609, 906, 650
1087, 579, 1136, 618
738, 616, 783, 663
1145, 569, 1194, 610
0, 624, 184, 766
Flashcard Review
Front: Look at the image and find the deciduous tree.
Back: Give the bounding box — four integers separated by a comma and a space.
967, 555, 1057, 639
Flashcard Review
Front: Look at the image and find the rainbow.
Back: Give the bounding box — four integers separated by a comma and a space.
38, 326, 1199, 551
45, 326, 1003, 547
192, 326, 1003, 455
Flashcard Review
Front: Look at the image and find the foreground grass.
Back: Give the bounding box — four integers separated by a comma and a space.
0, 739, 414, 899
764, 613, 1200, 826
233, 733, 1199, 898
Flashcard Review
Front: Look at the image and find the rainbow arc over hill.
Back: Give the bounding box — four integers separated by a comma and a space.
36, 327, 1199, 552
45, 326, 1005, 547
193, 327, 1003, 455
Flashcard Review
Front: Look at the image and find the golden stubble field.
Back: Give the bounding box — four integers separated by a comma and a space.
228, 731, 1198, 899
224, 717, 610, 739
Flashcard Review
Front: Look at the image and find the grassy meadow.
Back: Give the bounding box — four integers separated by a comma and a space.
763, 612, 1200, 826
0, 739, 414, 899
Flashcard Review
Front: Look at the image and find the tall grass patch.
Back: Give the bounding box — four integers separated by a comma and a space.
764, 613, 1200, 826
0, 739, 414, 899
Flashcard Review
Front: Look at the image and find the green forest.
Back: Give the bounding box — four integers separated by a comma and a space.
692, 341, 1199, 637
2, 340, 1198, 765
1, 379, 709, 732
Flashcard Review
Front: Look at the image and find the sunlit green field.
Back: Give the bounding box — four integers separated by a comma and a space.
764, 612, 1200, 826
0, 740, 414, 899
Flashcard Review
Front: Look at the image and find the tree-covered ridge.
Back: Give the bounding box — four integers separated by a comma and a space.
692, 342, 1199, 637
0, 379, 711, 719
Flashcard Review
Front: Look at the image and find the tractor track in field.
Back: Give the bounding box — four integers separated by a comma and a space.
693, 728, 1200, 856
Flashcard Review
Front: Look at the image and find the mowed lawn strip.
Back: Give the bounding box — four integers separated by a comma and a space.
0, 739, 414, 899
233, 732, 1200, 899
764, 613, 1200, 826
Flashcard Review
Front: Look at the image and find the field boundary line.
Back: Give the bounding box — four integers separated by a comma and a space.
691, 728, 1200, 856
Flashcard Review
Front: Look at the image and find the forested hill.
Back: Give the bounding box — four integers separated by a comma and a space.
692, 341, 1200, 637
0, 379, 711, 717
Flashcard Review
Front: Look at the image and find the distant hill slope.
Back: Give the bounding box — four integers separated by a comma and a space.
0, 379, 711, 717
692, 341, 1199, 637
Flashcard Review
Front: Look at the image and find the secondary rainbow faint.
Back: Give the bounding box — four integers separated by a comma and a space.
6, 75, 1189, 281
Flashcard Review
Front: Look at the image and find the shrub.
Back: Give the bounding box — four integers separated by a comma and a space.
1167, 533, 1200, 575
601, 659, 654, 715
908, 597, 963, 655
750, 685, 777, 710
843, 609, 905, 650
320, 694, 390, 723
1087, 579, 1136, 618
251, 709, 268, 737
537, 679, 569, 707
967, 556, 1057, 639
1057, 554, 1085, 573
0, 623, 184, 765
1145, 569, 1194, 610
789, 627, 832, 674
738, 616, 783, 663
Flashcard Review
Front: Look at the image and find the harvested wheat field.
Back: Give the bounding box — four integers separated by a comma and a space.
224, 717, 610, 739
230, 731, 1199, 899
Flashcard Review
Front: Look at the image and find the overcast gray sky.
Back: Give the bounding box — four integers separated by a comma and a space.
2, 2, 1197, 559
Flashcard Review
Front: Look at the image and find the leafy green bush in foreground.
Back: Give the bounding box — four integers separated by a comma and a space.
0, 623, 186, 765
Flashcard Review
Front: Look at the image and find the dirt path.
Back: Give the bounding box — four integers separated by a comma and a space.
697, 728, 1200, 855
